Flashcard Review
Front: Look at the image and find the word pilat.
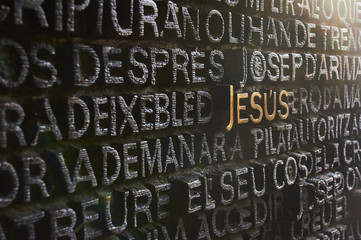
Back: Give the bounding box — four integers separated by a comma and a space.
249, 113, 361, 159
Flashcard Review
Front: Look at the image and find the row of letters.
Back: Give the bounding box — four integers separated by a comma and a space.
3, 0, 361, 35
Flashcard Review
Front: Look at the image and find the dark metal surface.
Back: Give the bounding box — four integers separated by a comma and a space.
0, 0, 361, 239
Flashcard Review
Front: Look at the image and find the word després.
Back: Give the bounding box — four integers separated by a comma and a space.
0, 39, 224, 88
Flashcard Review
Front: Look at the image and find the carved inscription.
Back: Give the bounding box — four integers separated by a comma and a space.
1, 0, 361, 239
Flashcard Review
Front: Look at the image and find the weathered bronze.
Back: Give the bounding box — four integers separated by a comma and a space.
1, 0, 361, 239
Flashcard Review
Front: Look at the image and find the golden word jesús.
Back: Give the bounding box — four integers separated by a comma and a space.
227, 86, 289, 131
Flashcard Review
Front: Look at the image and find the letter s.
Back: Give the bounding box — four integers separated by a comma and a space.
250, 92, 263, 124
278, 90, 289, 119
